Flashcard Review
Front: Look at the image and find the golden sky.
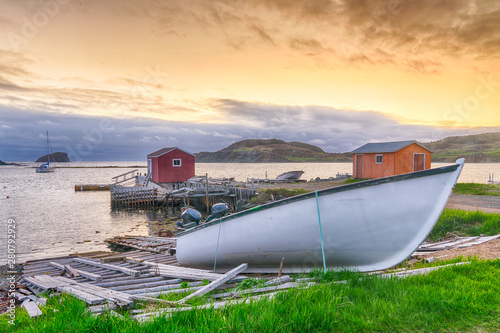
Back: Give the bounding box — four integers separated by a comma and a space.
1, 0, 500, 159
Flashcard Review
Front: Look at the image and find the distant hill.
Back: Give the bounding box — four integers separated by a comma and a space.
36, 152, 71, 163
195, 133, 500, 163
425, 132, 500, 162
195, 139, 351, 163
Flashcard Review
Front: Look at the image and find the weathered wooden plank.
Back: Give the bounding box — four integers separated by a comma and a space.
142, 261, 222, 281
61, 281, 133, 306
58, 286, 106, 305
18, 288, 32, 295
210, 281, 309, 299
136, 286, 203, 298
49, 262, 103, 281
457, 234, 500, 247
379, 262, 470, 279
95, 276, 168, 288
179, 263, 247, 304
126, 281, 204, 295
264, 275, 291, 286
100, 256, 126, 263
110, 279, 184, 292
13, 292, 29, 302
134, 292, 275, 322
85, 304, 117, 314
22, 300, 42, 317
23, 276, 59, 290
71, 258, 141, 277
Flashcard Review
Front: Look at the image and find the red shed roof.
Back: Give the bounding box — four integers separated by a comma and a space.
147, 147, 195, 158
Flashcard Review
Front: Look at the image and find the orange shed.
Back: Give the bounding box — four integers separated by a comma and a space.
351, 140, 433, 179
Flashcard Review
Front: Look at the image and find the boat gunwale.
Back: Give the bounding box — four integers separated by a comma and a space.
177, 163, 461, 237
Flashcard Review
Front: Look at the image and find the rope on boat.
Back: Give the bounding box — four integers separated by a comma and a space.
315, 190, 327, 273
213, 216, 223, 272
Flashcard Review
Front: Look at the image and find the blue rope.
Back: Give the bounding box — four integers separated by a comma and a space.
213, 217, 223, 272
315, 190, 327, 273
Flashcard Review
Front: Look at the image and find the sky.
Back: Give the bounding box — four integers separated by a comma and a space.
0, 0, 499, 161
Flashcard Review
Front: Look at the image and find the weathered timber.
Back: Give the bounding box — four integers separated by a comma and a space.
379, 262, 469, 279
58, 285, 106, 305
85, 304, 117, 314
127, 281, 204, 295
178, 263, 247, 303
110, 279, 185, 292
136, 286, 203, 298
71, 258, 141, 277
22, 300, 42, 317
142, 261, 222, 281
94, 276, 169, 289
53, 276, 134, 306
264, 275, 291, 286
49, 262, 104, 281
210, 281, 311, 299
75, 184, 111, 191
13, 292, 29, 302
134, 292, 275, 323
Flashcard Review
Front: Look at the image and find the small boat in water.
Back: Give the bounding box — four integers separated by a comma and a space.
36, 131, 55, 173
176, 159, 465, 273
276, 170, 304, 181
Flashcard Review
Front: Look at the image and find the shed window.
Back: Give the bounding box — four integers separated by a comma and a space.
173, 159, 181, 167
376, 154, 383, 164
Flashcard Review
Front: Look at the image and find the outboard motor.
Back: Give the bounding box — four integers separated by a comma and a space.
205, 203, 231, 222
176, 208, 202, 230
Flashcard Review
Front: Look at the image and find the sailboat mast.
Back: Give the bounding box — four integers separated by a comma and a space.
46, 131, 50, 165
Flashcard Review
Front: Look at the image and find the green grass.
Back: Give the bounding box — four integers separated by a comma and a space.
4, 260, 500, 332
453, 183, 500, 196
250, 188, 309, 205
428, 209, 500, 241
343, 178, 367, 184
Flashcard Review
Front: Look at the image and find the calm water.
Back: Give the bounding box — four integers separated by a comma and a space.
1, 161, 499, 264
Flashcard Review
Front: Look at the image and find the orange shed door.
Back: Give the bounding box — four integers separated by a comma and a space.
355, 154, 364, 178
413, 153, 425, 172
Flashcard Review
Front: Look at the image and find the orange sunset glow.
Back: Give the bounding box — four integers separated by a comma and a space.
1, 0, 499, 160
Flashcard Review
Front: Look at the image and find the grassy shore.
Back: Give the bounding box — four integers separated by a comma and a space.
453, 183, 500, 196
3, 259, 500, 332
429, 209, 500, 241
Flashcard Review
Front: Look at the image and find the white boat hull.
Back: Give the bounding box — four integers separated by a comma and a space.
177, 159, 464, 273
276, 170, 304, 180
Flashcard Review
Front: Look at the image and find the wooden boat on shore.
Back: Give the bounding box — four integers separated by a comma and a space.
276, 170, 304, 181
177, 159, 465, 273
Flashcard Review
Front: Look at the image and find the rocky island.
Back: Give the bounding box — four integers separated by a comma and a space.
36, 152, 71, 163
195, 132, 500, 163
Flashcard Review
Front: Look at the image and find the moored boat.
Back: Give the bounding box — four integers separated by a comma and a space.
36, 131, 55, 173
176, 159, 465, 273
276, 170, 304, 180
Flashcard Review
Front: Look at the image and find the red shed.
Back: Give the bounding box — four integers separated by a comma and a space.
351, 140, 433, 179
147, 147, 195, 184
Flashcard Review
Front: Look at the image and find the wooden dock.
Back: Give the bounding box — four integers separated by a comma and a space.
105, 236, 176, 255
75, 184, 111, 191
110, 187, 158, 208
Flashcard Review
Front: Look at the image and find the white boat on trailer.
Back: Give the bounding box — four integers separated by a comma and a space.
176, 159, 465, 273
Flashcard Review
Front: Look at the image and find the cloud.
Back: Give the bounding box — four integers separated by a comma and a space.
249, 23, 276, 45
0, 76, 30, 91
1, 101, 499, 161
